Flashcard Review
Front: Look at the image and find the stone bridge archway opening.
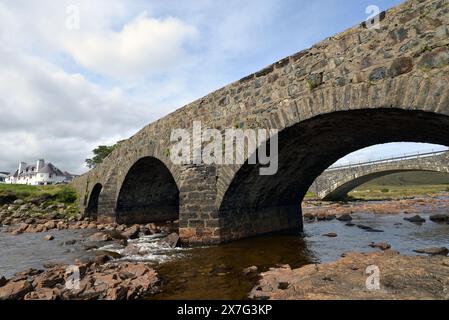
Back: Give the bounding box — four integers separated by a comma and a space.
218, 109, 449, 242
116, 157, 179, 225
86, 183, 102, 219
320, 168, 449, 201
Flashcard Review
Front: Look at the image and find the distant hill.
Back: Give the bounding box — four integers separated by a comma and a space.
360, 171, 449, 187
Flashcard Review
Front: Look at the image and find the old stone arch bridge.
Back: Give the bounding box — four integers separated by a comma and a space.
309, 150, 449, 200
73, 0, 449, 244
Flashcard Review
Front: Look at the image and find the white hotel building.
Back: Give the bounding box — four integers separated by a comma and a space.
5, 159, 75, 185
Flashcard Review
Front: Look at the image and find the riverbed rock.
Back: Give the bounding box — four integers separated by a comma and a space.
322, 233, 338, 238
0, 276, 6, 287
369, 242, 391, 251
0, 280, 33, 300
413, 247, 449, 256
163, 233, 180, 248
122, 225, 140, 239
303, 213, 315, 223
13, 199, 24, 205
43, 234, 54, 241
404, 215, 426, 223
89, 232, 112, 242
429, 214, 449, 223
243, 266, 258, 276
249, 252, 449, 300
337, 214, 352, 222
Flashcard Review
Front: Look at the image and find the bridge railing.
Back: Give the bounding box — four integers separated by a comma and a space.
326, 149, 449, 172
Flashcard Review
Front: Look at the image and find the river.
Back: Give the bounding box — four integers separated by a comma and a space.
1, 198, 448, 300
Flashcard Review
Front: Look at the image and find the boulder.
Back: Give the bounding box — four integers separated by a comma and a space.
13, 199, 24, 205
337, 214, 352, 222
413, 247, 448, 256
43, 234, 54, 241
322, 233, 338, 238
303, 213, 315, 223
163, 233, 180, 248
122, 225, 140, 240
429, 214, 449, 223
89, 232, 112, 242
0, 276, 6, 287
404, 215, 426, 223
369, 242, 391, 251
243, 266, 258, 276
0, 280, 33, 300
325, 214, 336, 221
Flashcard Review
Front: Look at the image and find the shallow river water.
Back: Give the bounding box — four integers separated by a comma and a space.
1, 200, 449, 300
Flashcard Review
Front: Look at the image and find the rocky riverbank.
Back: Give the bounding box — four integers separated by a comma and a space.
303, 194, 449, 220
249, 251, 449, 300
0, 261, 160, 300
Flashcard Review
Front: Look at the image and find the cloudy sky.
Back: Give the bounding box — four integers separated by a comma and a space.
0, 0, 446, 174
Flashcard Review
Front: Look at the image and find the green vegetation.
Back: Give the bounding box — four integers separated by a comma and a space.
0, 184, 78, 205
85, 143, 120, 168
349, 171, 449, 200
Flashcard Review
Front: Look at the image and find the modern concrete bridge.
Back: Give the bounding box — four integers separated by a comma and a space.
309, 150, 449, 200
73, 0, 449, 244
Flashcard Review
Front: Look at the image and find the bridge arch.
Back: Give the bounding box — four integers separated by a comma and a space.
310, 148, 449, 200
218, 109, 449, 241
86, 183, 103, 218
116, 156, 180, 224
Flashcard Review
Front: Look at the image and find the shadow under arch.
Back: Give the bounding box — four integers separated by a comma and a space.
116, 156, 179, 224
218, 108, 449, 242
86, 183, 103, 218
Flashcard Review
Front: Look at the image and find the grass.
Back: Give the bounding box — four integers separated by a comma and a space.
0, 184, 78, 205
348, 184, 449, 200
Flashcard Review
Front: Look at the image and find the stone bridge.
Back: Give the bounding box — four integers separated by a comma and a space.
309, 151, 449, 200
72, 0, 449, 244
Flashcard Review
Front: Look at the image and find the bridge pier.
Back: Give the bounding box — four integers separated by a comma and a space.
178, 165, 222, 244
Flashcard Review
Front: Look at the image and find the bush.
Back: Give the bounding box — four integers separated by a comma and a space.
381, 188, 390, 193
55, 186, 77, 204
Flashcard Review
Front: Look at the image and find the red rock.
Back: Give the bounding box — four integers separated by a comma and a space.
0, 280, 33, 300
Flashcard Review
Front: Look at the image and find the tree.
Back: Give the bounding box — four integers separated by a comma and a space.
85, 144, 117, 168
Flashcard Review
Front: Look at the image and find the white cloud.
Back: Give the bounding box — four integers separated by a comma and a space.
0, 52, 151, 173
63, 12, 197, 78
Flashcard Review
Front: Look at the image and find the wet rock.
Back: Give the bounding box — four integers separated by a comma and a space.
316, 213, 327, 221
345, 222, 355, 227
303, 213, 315, 223
413, 247, 449, 256
163, 233, 180, 248
357, 224, 372, 230
0, 280, 33, 300
322, 233, 338, 238
404, 215, 426, 223
325, 214, 336, 221
122, 225, 140, 240
369, 242, 391, 251
92, 254, 112, 265
429, 214, 449, 223
0, 276, 6, 287
63, 239, 77, 245
43, 234, 54, 241
337, 214, 352, 222
243, 266, 258, 276
89, 232, 112, 242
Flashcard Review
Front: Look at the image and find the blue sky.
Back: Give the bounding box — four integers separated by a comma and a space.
0, 0, 446, 173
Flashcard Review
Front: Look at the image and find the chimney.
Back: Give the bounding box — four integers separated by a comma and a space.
18, 162, 27, 174
36, 159, 45, 172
